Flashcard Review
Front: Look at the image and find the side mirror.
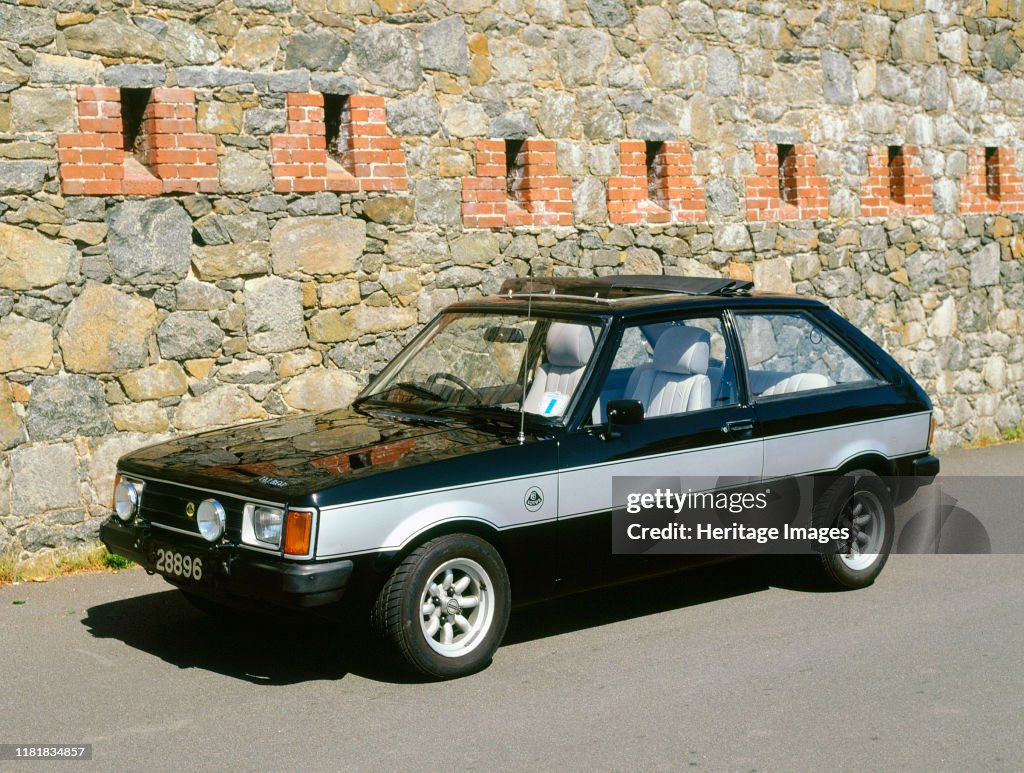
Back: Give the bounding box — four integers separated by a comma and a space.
606, 399, 644, 439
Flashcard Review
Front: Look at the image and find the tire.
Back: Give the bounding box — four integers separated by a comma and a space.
802, 470, 894, 590
371, 533, 510, 680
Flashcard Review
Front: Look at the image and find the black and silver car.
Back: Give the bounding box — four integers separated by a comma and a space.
102, 275, 939, 679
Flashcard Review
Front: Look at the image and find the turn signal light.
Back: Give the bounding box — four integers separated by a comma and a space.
111, 473, 121, 511
283, 511, 312, 556
928, 415, 935, 449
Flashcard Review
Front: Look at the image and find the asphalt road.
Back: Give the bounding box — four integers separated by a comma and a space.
1, 446, 1022, 772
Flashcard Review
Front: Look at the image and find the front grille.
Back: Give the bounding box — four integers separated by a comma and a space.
136, 478, 255, 544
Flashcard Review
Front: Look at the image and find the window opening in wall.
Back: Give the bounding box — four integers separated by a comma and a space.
120, 88, 152, 160
777, 144, 797, 205
888, 145, 906, 204
323, 93, 350, 170
646, 141, 665, 205
985, 146, 1000, 200
505, 139, 525, 205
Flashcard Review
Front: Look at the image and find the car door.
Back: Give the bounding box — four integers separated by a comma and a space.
555, 312, 764, 591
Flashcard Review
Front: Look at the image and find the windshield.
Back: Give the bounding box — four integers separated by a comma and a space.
359, 312, 603, 420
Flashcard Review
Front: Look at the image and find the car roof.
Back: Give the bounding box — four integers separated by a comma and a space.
446, 275, 829, 319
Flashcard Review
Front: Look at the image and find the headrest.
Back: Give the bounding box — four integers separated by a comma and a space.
653, 326, 710, 375
640, 322, 673, 348
546, 322, 595, 368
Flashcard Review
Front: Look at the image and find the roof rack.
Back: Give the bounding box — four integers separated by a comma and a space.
497, 275, 753, 300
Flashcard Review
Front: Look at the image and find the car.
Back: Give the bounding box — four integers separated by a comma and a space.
101, 275, 940, 679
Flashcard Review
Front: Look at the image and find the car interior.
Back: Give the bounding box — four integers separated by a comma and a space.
515, 312, 861, 424
589, 320, 738, 424
522, 321, 597, 417
587, 316, 849, 424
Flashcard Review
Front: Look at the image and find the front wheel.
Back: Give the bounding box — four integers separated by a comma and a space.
802, 470, 894, 590
371, 534, 510, 679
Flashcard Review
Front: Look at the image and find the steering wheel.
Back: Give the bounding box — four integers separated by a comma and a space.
427, 372, 483, 403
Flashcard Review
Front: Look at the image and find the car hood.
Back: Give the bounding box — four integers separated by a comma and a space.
118, 407, 544, 500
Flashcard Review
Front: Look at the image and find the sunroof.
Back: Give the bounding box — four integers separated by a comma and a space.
498, 275, 753, 300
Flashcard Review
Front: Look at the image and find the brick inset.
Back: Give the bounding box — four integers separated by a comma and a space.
461, 139, 572, 228
270, 93, 408, 194
608, 140, 705, 224
960, 145, 1024, 213
138, 88, 218, 194
57, 87, 216, 196
744, 143, 829, 221
862, 145, 932, 217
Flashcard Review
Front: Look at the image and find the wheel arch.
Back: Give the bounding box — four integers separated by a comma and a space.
392, 521, 513, 618
837, 453, 896, 479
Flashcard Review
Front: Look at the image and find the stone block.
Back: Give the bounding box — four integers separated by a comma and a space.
244, 276, 306, 354
58, 284, 158, 374
11, 443, 79, 514
271, 217, 366, 278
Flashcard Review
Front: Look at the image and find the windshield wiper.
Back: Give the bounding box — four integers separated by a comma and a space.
439, 404, 546, 425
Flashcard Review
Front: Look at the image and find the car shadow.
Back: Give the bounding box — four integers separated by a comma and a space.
504, 557, 779, 645
81, 557, 822, 685
82, 589, 361, 685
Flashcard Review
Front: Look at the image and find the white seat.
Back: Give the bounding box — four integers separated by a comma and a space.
624, 326, 711, 417
759, 372, 833, 396
523, 322, 596, 416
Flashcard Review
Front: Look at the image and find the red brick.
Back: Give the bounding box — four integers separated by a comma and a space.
79, 117, 123, 133
77, 86, 119, 101
288, 93, 325, 107
272, 135, 313, 150
295, 177, 332, 192
326, 176, 360, 193
348, 94, 383, 109
80, 179, 123, 195
122, 177, 162, 196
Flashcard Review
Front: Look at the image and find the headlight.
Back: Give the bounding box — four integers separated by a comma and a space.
113, 475, 143, 522
196, 499, 226, 542
253, 506, 284, 545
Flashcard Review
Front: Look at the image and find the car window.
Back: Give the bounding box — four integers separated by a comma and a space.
362, 312, 602, 420
734, 313, 874, 398
592, 316, 738, 422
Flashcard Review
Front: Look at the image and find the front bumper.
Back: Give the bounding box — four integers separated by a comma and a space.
100, 518, 353, 609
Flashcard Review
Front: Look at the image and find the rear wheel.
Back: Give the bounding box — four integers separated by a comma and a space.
803, 470, 894, 590
372, 534, 510, 679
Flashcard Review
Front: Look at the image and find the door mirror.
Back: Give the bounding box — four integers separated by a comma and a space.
606, 399, 643, 439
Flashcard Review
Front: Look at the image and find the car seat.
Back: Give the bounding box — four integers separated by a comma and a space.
624, 326, 711, 417
759, 372, 833, 396
523, 322, 596, 416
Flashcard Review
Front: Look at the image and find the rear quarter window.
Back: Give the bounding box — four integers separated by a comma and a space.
734, 312, 876, 398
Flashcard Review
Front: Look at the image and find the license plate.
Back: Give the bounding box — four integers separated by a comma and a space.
153, 545, 205, 583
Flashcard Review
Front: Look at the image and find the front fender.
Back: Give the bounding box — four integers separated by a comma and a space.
314, 473, 559, 558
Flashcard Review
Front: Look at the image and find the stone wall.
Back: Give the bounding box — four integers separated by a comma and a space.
1, 0, 1023, 557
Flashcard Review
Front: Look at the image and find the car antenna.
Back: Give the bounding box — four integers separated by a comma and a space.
517, 267, 533, 446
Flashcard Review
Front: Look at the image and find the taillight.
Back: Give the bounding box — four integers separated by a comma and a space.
283, 511, 312, 556
928, 415, 935, 449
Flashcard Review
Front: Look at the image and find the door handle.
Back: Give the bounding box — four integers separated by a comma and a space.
721, 419, 755, 434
